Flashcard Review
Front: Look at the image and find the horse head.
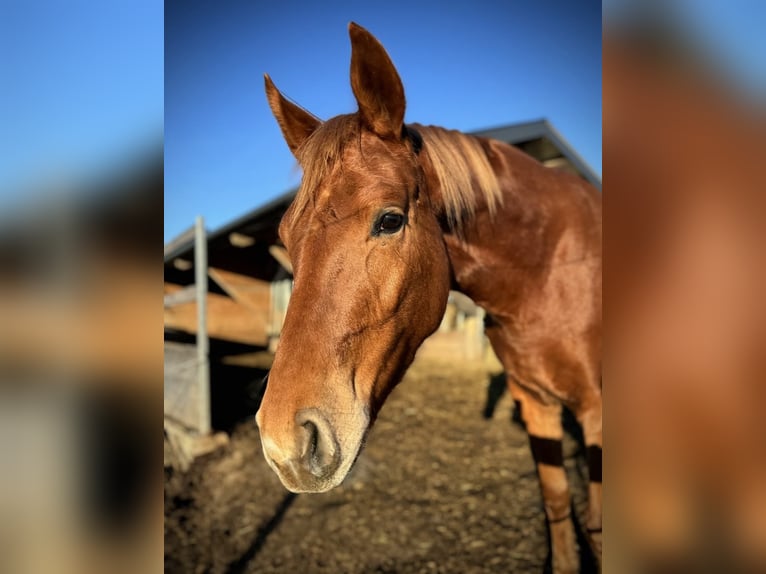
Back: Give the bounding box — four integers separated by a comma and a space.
255, 23, 451, 493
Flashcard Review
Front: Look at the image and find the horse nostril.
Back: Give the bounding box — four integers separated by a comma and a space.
296, 409, 340, 478
301, 420, 319, 460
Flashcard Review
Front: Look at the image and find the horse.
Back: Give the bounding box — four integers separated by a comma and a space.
255, 23, 602, 573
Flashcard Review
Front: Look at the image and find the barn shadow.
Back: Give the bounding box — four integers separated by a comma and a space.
209, 361, 269, 433
225, 491, 297, 574
482, 371, 515, 421
165, 329, 271, 434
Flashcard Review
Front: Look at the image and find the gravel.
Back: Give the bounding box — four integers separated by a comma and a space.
164, 358, 594, 573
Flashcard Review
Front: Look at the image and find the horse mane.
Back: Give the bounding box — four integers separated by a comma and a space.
415, 124, 502, 231
289, 115, 501, 233
289, 114, 359, 223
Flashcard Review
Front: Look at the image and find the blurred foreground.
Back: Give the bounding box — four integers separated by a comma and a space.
0, 156, 163, 574
605, 3, 766, 572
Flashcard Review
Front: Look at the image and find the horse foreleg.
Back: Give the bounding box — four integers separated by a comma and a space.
510, 381, 579, 574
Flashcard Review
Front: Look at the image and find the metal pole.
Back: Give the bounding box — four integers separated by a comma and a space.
195, 216, 211, 435
475, 307, 486, 361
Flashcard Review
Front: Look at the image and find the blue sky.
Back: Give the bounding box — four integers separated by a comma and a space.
2, 2, 764, 245
0, 1, 163, 201
164, 0, 602, 243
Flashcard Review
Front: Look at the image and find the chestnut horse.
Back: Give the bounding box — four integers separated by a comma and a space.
255, 23, 602, 573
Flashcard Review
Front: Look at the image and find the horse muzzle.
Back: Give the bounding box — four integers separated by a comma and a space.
256, 407, 344, 493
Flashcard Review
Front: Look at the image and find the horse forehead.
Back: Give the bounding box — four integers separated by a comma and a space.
283, 141, 415, 243
350, 135, 415, 181
314, 158, 412, 209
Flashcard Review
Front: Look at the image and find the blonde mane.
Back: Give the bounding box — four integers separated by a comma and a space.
288, 114, 359, 224
288, 116, 502, 232
416, 125, 502, 231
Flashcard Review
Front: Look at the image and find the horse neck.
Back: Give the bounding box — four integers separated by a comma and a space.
426, 134, 601, 317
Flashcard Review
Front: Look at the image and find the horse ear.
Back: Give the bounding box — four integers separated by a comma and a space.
264, 74, 321, 157
348, 22, 405, 138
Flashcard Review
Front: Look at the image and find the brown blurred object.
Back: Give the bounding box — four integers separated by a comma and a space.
0, 153, 163, 574
0, 155, 163, 385
605, 16, 766, 574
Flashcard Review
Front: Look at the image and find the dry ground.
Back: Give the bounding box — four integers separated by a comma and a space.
164, 356, 595, 573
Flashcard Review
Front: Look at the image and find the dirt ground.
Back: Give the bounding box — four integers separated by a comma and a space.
164, 356, 595, 573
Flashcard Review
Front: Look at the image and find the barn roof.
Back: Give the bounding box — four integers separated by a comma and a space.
164, 119, 600, 284
472, 118, 601, 190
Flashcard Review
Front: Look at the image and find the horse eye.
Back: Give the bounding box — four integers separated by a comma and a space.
375, 212, 405, 235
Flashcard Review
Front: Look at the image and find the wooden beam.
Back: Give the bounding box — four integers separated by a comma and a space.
164, 224, 196, 258
208, 267, 270, 318
173, 258, 193, 271
164, 285, 197, 307
165, 271, 272, 347
229, 232, 255, 247
269, 245, 293, 274
164, 293, 268, 346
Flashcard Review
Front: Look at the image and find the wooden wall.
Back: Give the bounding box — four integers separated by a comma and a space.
164, 268, 271, 347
